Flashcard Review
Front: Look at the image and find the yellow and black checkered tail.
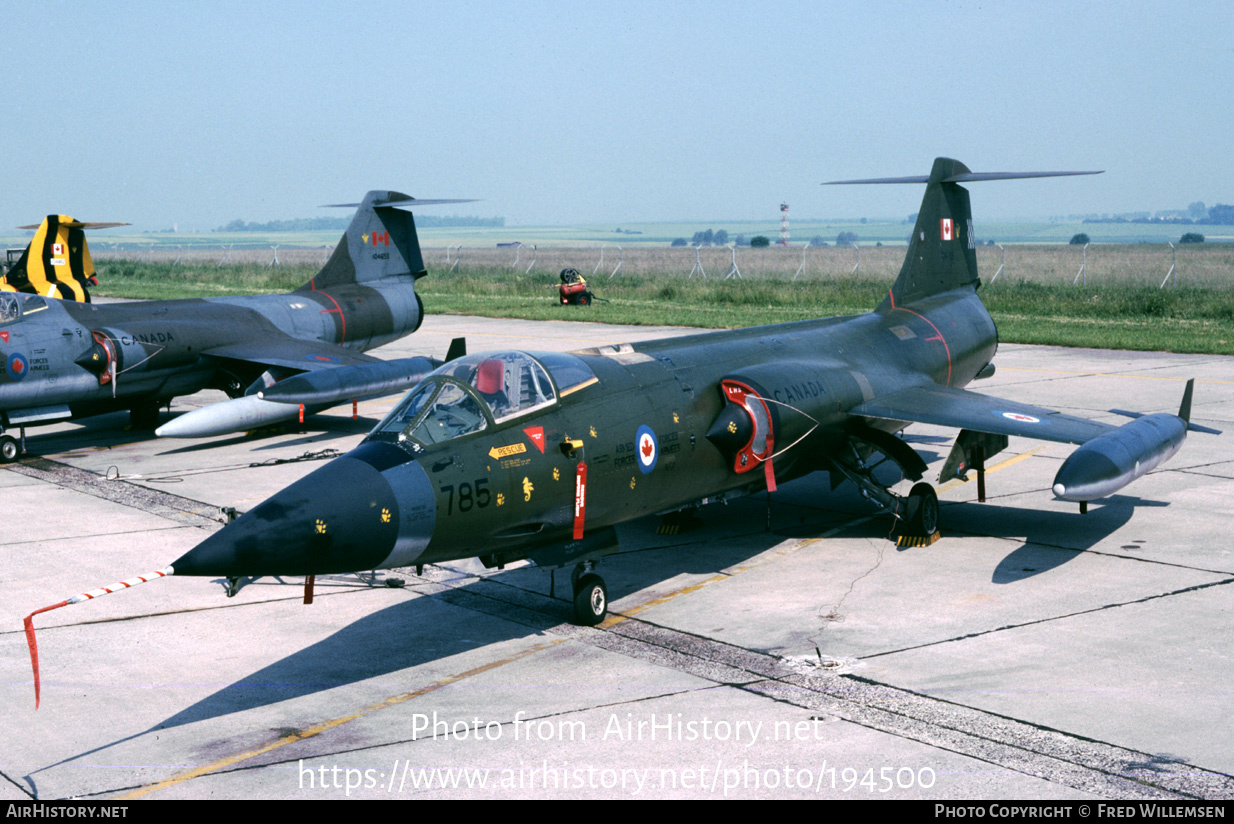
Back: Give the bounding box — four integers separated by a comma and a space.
1, 216, 124, 303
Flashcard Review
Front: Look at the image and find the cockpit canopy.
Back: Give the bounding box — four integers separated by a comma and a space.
0, 293, 47, 325
371, 350, 596, 448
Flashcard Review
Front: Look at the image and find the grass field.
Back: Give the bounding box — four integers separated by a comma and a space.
89, 245, 1234, 355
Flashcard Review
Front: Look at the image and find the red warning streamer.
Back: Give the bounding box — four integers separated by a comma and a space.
573, 462, 588, 540
23, 567, 173, 708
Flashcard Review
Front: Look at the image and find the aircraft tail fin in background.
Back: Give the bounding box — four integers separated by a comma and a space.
307, 191, 477, 290
825, 159, 1101, 311
1, 216, 127, 303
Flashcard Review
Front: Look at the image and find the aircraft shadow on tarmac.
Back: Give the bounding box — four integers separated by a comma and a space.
25, 474, 1171, 788
151, 494, 817, 732
939, 494, 1168, 584
144, 472, 1164, 731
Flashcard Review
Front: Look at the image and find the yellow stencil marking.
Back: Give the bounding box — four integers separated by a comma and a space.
552, 467, 560, 481
496, 492, 505, 506
488, 443, 527, 460
314, 519, 326, 534
380, 508, 391, 523
522, 477, 534, 501
115, 639, 565, 799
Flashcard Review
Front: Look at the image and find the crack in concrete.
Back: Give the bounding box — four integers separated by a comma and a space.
859, 577, 1234, 661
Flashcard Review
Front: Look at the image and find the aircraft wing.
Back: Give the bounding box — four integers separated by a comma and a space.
851, 383, 1115, 445
202, 339, 381, 373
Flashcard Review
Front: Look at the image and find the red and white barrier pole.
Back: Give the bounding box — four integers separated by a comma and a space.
23, 567, 173, 709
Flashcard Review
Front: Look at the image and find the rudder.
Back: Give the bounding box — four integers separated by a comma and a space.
885, 158, 979, 309
305, 191, 429, 290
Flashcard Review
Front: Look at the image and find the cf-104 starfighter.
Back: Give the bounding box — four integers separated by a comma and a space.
24, 159, 1220, 705
0, 191, 466, 461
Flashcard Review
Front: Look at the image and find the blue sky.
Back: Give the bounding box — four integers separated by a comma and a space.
3, 1, 1231, 231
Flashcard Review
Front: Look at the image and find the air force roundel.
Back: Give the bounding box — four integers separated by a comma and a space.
6, 352, 29, 381
1000, 411, 1041, 424
636, 424, 658, 474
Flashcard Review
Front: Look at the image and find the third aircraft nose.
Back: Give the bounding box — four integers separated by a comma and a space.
171, 442, 418, 577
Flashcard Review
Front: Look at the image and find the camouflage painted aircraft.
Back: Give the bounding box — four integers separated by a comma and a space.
25, 160, 1220, 705
0, 192, 463, 462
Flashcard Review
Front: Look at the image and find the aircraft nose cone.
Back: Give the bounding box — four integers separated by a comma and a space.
172, 442, 418, 577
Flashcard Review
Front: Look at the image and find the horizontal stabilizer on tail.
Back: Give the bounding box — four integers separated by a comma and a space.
825, 170, 1103, 185
306, 191, 478, 289
822, 158, 1103, 310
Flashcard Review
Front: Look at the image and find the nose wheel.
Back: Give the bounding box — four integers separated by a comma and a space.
570, 563, 608, 626
1, 434, 19, 463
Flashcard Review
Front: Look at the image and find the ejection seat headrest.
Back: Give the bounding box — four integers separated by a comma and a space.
476, 359, 504, 395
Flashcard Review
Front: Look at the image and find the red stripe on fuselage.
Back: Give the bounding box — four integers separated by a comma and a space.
309, 279, 347, 343
893, 306, 952, 387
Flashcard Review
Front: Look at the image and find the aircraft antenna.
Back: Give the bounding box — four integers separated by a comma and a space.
779, 202, 790, 246
525, 244, 537, 275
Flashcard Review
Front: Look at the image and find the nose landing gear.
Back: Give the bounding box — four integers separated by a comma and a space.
0, 426, 26, 464
570, 561, 608, 625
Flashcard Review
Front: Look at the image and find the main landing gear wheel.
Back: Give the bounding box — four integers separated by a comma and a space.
573, 573, 608, 626
0, 435, 19, 463
898, 482, 939, 546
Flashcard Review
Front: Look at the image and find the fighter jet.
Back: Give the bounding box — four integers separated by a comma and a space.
24, 159, 1220, 705
0, 191, 462, 462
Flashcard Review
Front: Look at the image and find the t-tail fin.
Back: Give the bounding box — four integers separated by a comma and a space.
1, 216, 127, 303
825, 158, 1101, 311
304, 191, 476, 290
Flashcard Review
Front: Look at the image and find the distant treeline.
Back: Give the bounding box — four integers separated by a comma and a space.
215, 215, 505, 232
1083, 204, 1234, 226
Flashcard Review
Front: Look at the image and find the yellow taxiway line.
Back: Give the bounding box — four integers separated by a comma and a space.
115, 637, 565, 799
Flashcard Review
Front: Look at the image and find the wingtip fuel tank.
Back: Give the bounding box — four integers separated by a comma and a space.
1052, 414, 1187, 502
